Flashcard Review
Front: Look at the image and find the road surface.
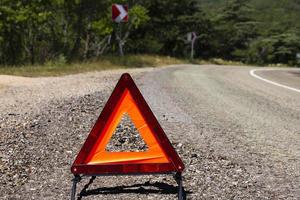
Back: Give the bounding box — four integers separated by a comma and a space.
1, 65, 299, 199
140, 65, 300, 199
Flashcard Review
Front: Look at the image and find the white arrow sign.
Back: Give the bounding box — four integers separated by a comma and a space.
112, 4, 128, 23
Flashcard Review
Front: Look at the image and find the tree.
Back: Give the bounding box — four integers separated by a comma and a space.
66, 0, 111, 60
129, 0, 210, 58
212, 0, 258, 60
0, 0, 299, 66
0, 1, 29, 64
247, 32, 300, 65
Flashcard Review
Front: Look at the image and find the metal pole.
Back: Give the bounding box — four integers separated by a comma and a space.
174, 173, 184, 200
191, 41, 194, 60
71, 175, 81, 200
118, 23, 124, 56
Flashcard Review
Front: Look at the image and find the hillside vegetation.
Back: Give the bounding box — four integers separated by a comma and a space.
0, 0, 299, 67
199, 0, 300, 65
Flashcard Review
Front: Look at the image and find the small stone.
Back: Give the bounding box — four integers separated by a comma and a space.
191, 153, 198, 158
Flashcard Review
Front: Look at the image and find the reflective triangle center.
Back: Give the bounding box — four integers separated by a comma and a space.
106, 113, 148, 152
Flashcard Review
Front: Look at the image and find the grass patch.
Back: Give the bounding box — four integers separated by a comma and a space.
2, 54, 282, 77
194, 58, 299, 67
192, 58, 246, 66
0, 55, 186, 77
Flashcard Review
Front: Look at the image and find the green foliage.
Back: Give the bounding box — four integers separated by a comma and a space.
247, 32, 300, 65
92, 18, 113, 36
0, 0, 299, 66
199, 0, 300, 65
0, 55, 185, 77
134, 0, 211, 57
129, 5, 150, 29
211, 0, 258, 59
45, 54, 67, 67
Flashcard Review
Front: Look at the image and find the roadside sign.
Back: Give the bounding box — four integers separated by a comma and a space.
70, 73, 185, 199
112, 4, 128, 23
187, 32, 197, 42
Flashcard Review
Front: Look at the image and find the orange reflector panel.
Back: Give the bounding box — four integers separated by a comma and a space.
71, 73, 184, 175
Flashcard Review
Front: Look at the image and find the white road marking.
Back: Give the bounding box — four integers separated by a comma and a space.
249, 69, 300, 93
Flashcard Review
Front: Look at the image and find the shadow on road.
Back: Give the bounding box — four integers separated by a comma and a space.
77, 176, 190, 199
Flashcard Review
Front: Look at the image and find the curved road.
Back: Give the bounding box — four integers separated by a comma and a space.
139, 65, 300, 199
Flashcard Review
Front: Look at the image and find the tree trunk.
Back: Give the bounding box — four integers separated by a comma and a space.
95, 35, 111, 57
70, 2, 84, 60
115, 22, 134, 57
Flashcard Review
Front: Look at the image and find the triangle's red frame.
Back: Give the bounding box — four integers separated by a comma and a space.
71, 73, 184, 175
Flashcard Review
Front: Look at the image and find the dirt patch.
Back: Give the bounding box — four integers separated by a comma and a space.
0, 84, 6, 92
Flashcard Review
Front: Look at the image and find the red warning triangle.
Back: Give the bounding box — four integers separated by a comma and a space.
71, 73, 184, 175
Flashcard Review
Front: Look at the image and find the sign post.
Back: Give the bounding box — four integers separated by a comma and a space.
296, 53, 300, 66
296, 53, 300, 60
187, 32, 197, 59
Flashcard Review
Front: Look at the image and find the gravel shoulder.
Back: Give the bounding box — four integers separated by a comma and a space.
1, 65, 299, 199
0, 68, 153, 115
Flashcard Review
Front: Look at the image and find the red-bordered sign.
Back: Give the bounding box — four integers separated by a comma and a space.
71, 73, 184, 175
112, 4, 128, 23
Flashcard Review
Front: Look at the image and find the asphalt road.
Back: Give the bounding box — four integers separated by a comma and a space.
139, 65, 300, 199
254, 68, 300, 91
1, 65, 299, 199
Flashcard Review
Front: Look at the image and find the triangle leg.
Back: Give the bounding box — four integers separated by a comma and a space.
174, 173, 185, 200
71, 175, 81, 200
